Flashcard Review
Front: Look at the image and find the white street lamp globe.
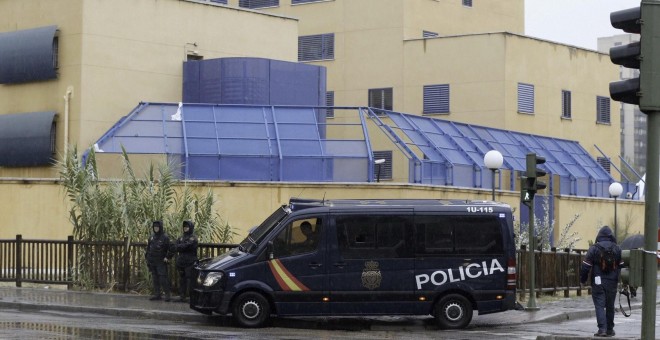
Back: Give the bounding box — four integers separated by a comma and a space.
484, 150, 503, 170
609, 182, 623, 198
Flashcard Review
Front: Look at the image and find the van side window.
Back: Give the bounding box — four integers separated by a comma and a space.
335, 215, 412, 259
273, 218, 322, 258
416, 215, 503, 255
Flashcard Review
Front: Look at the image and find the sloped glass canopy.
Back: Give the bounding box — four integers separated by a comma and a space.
93, 103, 616, 197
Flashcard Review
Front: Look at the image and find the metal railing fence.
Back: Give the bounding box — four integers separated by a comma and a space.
1, 235, 587, 296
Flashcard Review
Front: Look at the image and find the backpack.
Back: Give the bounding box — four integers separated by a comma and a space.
595, 243, 617, 272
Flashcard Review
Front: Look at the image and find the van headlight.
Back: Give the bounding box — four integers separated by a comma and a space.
202, 271, 224, 287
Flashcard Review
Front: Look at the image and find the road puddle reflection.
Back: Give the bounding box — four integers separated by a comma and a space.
0, 321, 198, 339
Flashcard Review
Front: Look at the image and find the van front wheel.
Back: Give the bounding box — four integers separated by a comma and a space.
434, 294, 473, 329
232, 291, 271, 328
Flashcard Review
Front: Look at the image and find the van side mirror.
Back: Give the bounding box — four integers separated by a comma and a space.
267, 241, 274, 260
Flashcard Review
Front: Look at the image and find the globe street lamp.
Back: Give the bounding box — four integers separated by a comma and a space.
484, 150, 504, 201
609, 182, 623, 239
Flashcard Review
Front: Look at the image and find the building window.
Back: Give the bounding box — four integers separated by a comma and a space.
561, 90, 571, 119
298, 33, 334, 62
209, 0, 228, 3
239, 0, 278, 9
462, 0, 473, 7
369, 88, 393, 112
518, 83, 535, 114
292, 0, 323, 4
373, 151, 393, 181
326, 91, 335, 118
597, 96, 611, 124
423, 84, 450, 114
597, 157, 611, 173
423, 30, 438, 38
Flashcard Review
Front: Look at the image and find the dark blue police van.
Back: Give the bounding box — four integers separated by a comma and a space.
190, 198, 517, 329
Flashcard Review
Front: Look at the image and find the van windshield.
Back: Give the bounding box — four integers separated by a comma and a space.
238, 205, 290, 253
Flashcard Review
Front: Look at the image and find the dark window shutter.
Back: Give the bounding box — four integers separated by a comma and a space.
369, 88, 393, 112
518, 83, 534, 114
597, 157, 611, 173
239, 0, 278, 9
423, 30, 438, 38
562, 90, 572, 119
326, 91, 335, 118
597, 96, 611, 124
462, 0, 473, 7
423, 84, 450, 114
373, 151, 393, 180
298, 33, 334, 61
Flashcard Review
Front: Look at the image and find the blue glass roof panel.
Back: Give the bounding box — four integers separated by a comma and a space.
215, 122, 268, 139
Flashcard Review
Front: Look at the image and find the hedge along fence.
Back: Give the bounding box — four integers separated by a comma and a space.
0, 235, 587, 296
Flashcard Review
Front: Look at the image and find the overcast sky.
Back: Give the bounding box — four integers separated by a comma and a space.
525, 0, 641, 50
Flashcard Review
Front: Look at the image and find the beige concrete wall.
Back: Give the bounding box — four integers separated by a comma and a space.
0, 0, 298, 178
0, 178, 643, 250
402, 0, 524, 39
402, 34, 507, 128
401, 33, 620, 175
502, 35, 619, 167
0, 0, 84, 179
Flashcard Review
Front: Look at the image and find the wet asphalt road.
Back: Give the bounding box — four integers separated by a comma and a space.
1, 305, 659, 340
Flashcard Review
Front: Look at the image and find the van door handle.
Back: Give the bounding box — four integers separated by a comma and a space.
333, 262, 346, 268
309, 262, 322, 269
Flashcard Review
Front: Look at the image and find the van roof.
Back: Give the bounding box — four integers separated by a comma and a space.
289, 197, 511, 211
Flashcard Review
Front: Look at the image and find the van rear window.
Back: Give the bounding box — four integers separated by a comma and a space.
336, 215, 412, 259
416, 215, 504, 256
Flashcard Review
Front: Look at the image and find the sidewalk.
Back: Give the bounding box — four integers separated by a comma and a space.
0, 284, 657, 329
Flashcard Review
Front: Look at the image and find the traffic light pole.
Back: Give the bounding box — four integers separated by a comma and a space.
641, 109, 659, 340
526, 198, 539, 311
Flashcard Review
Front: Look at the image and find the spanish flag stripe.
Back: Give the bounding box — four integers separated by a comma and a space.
274, 259, 310, 291
272, 261, 300, 291
269, 259, 310, 291
268, 260, 291, 291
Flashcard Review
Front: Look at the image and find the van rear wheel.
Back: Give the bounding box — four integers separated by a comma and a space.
434, 294, 473, 329
232, 291, 271, 328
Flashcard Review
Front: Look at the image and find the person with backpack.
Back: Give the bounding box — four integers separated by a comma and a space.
580, 225, 624, 337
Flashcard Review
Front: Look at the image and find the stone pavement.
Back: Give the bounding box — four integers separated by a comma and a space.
0, 284, 658, 334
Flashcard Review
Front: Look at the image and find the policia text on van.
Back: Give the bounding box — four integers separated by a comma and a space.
190, 198, 517, 329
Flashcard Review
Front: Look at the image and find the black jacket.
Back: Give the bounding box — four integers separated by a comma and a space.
146, 221, 172, 265
580, 226, 623, 289
175, 220, 198, 268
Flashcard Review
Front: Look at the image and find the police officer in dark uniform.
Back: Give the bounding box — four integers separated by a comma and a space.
174, 220, 198, 302
146, 220, 173, 301
580, 226, 623, 337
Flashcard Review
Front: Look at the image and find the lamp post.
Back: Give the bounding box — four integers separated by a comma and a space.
484, 150, 504, 201
609, 182, 623, 239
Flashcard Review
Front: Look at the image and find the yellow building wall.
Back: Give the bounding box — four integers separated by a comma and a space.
0, 178, 643, 250
0, 0, 298, 178
401, 33, 620, 175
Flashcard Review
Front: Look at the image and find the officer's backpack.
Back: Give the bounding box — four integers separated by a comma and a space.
596, 243, 617, 272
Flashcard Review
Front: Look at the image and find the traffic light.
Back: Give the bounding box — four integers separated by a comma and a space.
520, 153, 546, 207
621, 249, 643, 287
520, 176, 532, 207
609, 2, 660, 110
525, 153, 546, 192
